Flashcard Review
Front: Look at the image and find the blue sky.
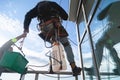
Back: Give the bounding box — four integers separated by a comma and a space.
0, 0, 120, 80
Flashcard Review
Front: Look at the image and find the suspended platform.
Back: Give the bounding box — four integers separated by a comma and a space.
2, 70, 79, 80
2, 70, 120, 80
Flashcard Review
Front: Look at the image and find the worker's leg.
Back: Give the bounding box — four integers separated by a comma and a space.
105, 43, 120, 65
59, 37, 81, 76
59, 37, 74, 63
105, 40, 120, 74
85, 33, 108, 75
94, 38, 105, 69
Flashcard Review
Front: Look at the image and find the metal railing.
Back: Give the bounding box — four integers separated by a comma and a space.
2, 71, 80, 80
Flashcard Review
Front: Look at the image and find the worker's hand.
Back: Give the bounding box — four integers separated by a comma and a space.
15, 33, 27, 41
24, 29, 29, 33
18, 33, 27, 38
23, 29, 29, 38
22, 32, 27, 38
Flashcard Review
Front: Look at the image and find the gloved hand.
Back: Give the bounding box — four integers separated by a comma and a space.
24, 29, 29, 33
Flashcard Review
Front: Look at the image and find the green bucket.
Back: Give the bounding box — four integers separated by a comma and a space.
0, 51, 29, 74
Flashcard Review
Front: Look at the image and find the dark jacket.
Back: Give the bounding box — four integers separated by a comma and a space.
24, 1, 68, 31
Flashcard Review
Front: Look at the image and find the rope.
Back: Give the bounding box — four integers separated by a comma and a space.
28, 63, 49, 68
14, 44, 25, 57
68, 38, 78, 46
19, 37, 25, 50
14, 38, 26, 57
44, 29, 53, 48
41, 74, 73, 78
45, 50, 62, 64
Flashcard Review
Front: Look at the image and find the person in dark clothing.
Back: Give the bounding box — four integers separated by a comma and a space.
23, 1, 81, 76
85, 1, 120, 75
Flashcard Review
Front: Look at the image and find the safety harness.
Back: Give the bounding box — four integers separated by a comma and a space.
37, 17, 68, 43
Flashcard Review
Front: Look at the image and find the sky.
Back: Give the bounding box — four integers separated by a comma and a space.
0, 0, 120, 80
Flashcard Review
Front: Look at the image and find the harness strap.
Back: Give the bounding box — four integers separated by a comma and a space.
40, 18, 60, 27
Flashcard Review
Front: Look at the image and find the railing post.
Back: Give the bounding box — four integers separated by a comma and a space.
58, 74, 60, 80
35, 73, 39, 80
75, 76, 78, 80
20, 74, 25, 80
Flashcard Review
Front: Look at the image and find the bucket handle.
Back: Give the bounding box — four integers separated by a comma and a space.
14, 37, 26, 57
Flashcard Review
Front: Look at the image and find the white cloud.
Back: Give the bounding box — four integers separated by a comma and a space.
0, 13, 22, 36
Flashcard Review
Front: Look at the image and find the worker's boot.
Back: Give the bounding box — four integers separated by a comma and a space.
70, 62, 81, 76
84, 67, 94, 75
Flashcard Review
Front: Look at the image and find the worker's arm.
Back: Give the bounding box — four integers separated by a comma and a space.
23, 5, 38, 33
